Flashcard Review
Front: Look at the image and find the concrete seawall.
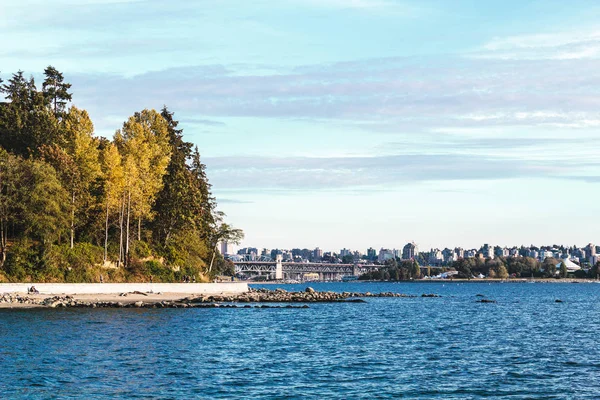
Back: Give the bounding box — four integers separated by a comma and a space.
0, 282, 248, 295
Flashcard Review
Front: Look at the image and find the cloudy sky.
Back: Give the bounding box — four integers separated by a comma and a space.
1, 0, 599, 252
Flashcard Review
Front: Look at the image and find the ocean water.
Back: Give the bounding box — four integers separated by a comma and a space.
1, 282, 600, 399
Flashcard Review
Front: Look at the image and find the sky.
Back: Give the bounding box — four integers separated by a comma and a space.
1, 0, 599, 252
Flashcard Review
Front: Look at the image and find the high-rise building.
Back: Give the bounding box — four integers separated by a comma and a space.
585, 243, 596, 259
220, 241, 232, 256
402, 242, 419, 260
378, 248, 395, 262
367, 247, 377, 261
313, 247, 323, 260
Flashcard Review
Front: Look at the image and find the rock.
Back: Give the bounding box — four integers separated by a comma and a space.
555, 299, 564, 303
134, 301, 144, 307
346, 299, 367, 303
305, 287, 315, 293
477, 299, 497, 303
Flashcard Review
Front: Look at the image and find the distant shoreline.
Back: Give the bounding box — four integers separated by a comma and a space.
252, 278, 599, 284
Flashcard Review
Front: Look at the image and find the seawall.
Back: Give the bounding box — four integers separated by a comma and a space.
0, 282, 248, 295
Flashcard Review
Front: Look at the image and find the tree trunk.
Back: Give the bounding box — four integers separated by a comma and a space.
0, 218, 6, 268
70, 190, 75, 249
138, 217, 141, 241
209, 242, 218, 274
118, 194, 124, 267
125, 189, 131, 267
104, 198, 109, 263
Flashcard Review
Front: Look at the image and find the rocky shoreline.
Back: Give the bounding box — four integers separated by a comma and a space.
0, 288, 442, 309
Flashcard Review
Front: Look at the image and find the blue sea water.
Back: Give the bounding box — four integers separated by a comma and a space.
1, 282, 600, 399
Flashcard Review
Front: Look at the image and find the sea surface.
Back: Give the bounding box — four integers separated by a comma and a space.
1, 282, 600, 399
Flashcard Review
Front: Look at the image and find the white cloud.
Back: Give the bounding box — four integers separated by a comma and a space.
474, 29, 600, 60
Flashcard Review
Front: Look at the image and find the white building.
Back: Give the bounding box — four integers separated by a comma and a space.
220, 241, 232, 256
379, 248, 395, 262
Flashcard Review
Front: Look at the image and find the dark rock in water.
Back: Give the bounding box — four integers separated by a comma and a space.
422, 294, 441, 298
477, 299, 497, 303
555, 299, 564, 303
305, 287, 315, 293
346, 299, 367, 303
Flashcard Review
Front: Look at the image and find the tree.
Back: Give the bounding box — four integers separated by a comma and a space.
190, 147, 216, 239
39, 107, 101, 249
497, 265, 509, 280
0, 149, 22, 265
152, 107, 201, 244
42, 66, 72, 117
208, 223, 244, 274
115, 109, 171, 263
411, 261, 421, 279
559, 262, 568, 279
20, 159, 70, 245
0, 71, 59, 157
100, 143, 124, 263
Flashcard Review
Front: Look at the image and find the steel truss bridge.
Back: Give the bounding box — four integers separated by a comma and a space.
232, 259, 380, 281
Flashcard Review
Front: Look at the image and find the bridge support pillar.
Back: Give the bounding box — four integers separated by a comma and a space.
275, 255, 283, 280
353, 262, 360, 277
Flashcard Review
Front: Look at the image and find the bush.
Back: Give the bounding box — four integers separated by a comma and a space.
3, 239, 40, 282
45, 243, 104, 282
132, 240, 152, 258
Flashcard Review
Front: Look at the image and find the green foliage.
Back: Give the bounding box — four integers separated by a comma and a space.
497, 265, 509, 280
4, 239, 38, 281
0, 67, 237, 282
559, 262, 568, 279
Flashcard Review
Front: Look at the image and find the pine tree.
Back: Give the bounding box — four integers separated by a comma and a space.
152, 106, 200, 244
42, 66, 72, 118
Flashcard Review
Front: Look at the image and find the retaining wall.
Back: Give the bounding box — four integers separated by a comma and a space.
0, 282, 248, 295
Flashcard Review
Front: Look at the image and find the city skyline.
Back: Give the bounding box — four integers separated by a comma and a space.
2, 0, 600, 249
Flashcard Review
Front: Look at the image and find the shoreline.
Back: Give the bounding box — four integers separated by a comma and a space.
0, 282, 248, 295
0, 287, 438, 309
253, 278, 599, 284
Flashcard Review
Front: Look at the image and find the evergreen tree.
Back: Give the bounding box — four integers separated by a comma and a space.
152, 107, 201, 244
191, 146, 216, 239
0, 71, 58, 156
559, 262, 568, 279
42, 66, 72, 118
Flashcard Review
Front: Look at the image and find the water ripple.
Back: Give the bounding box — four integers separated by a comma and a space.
1, 282, 600, 398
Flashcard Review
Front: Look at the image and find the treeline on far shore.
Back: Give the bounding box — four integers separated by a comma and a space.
360, 256, 600, 281
0, 67, 243, 283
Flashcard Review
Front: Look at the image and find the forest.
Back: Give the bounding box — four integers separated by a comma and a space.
0, 67, 242, 283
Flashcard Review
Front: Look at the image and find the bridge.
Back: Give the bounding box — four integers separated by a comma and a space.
230, 255, 380, 281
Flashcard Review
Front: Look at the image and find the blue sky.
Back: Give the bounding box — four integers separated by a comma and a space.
2, 0, 600, 251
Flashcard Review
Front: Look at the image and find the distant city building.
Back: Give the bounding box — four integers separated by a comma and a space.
402, 242, 419, 260
528, 249, 539, 259
313, 247, 323, 261
367, 247, 377, 261
454, 247, 464, 258
220, 241, 232, 256
378, 248, 395, 262
340, 248, 351, 257
540, 249, 555, 261
442, 248, 456, 263
482, 244, 494, 259
429, 249, 444, 265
